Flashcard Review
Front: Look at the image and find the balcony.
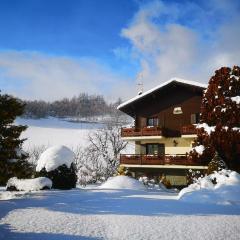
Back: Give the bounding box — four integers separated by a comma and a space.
121, 126, 162, 137
121, 125, 198, 138
181, 125, 197, 135
120, 154, 205, 166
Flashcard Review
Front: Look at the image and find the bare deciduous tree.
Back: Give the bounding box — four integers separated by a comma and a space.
26, 145, 48, 166
88, 123, 128, 179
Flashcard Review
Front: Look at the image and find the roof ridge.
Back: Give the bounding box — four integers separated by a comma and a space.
117, 78, 207, 110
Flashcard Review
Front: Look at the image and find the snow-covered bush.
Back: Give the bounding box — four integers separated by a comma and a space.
74, 146, 106, 186
6, 177, 52, 191
179, 169, 240, 204
26, 145, 48, 166
74, 122, 128, 185
77, 165, 101, 186
99, 175, 146, 190
207, 152, 227, 175
36, 145, 77, 189
88, 124, 128, 179
187, 153, 226, 185
117, 165, 130, 176
186, 169, 205, 185
139, 176, 157, 188
139, 176, 166, 190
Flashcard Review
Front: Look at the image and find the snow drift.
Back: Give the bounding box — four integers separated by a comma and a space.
179, 170, 240, 204
36, 145, 75, 172
7, 177, 52, 191
99, 176, 146, 190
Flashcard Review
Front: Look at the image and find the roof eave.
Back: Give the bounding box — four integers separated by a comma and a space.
117, 78, 207, 110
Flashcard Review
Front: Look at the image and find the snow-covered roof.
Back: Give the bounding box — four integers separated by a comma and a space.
117, 78, 207, 110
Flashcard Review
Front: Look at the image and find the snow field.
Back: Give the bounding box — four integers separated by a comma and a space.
16, 118, 94, 149
0, 188, 240, 240
16, 117, 135, 153
2, 208, 240, 240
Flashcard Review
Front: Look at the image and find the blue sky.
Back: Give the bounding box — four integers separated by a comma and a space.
0, 1, 133, 56
0, 0, 139, 75
0, 0, 239, 101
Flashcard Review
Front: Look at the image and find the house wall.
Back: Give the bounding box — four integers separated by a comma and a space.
135, 94, 202, 131
119, 83, 205, 187
135, 137, 194, 155
130, 167, 189, 186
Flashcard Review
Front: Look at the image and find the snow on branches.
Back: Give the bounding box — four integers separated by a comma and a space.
189, 66, 240, 171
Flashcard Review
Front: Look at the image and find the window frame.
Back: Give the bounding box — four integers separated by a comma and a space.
147, 117, 159, 127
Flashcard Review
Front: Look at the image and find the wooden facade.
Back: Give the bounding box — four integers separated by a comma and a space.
117, 80, 207, 186
120, 82, 203, 132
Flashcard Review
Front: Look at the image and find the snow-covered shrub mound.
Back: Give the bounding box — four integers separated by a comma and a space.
139, 176, 167, 190
179, 170, 240, 204
36, 145, 75, 172
36, 145, 77, 190
6, 177, 52, 191
99, 176, 146, 190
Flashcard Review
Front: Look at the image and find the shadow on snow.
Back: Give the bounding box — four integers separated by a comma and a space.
1, 188, 240, 218
0, 223, 100, 240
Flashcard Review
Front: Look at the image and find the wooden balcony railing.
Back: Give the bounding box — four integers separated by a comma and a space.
120, 154, 205, 166
121, 125, 199, 138
121, 126, 162, 137
181, 125, 197, 135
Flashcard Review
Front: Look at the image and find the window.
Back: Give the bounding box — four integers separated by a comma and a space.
146, 144, 158, 155
191, 113, 200, 124
147, 117, 159, 126
146, 144, 165, 155
173, 107, 183, 114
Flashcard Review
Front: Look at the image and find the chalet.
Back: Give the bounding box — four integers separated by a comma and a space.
117, 78, 208, 187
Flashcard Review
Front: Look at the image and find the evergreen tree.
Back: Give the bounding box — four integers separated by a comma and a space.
37, 164, 77, 190
189, 66, 240, 172
207, 152, 227, 175
0, 92, 33, 185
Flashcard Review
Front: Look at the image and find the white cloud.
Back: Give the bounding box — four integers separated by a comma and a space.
1, 1, 239, 103
121, 0, 240, 90
0, 51, 134, 101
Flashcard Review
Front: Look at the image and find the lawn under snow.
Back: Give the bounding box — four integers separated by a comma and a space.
1, 185, 240, 240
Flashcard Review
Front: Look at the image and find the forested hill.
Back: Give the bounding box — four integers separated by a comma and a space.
22, 93, 124, 120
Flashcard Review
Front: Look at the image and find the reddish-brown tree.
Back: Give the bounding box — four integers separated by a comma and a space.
189, 66, 240, 171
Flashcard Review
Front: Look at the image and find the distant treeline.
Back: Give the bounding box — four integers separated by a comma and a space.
22, 93, 123, 119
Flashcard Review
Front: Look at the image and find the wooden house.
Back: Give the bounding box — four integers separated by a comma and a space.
117, 78, 208, 187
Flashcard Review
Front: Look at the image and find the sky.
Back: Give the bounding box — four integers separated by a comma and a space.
0, 0, 239, 102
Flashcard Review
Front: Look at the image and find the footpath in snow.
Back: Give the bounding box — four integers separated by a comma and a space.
0, 185, 240, 240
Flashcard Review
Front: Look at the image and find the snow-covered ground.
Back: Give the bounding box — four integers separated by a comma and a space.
16, 117, 134, 153
0, 187, 240, 240
7, 118, 239, 239
16, 117, 102, 149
